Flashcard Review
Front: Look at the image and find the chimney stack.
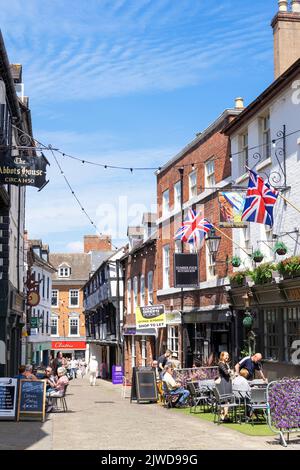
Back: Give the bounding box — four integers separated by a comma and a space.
272, 1, 300, 79
292, 0, 300, 12
235, 97, 244, 109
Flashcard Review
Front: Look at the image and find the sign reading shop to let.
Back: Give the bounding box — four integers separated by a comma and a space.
51, 341, 86, 350
136, 305, 165, 329
174, 253, 199, 288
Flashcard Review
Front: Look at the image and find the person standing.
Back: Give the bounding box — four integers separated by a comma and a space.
217, 351, 234, 421
157, 349, 172, 378
234, 353, 267, 382
70, 357, 78, 379
88, 355, 99, 386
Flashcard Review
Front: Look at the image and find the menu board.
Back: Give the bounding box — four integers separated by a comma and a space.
0, 378, 18, 420
17, 380, 46, 422
130, 367, 158, 404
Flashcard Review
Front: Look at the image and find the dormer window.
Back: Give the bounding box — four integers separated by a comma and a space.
58, 265, 71, 277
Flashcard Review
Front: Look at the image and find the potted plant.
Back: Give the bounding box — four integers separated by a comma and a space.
252, 249, 264, 263
251, 262, 277, 285
274, 241, 288, 256
278, 255, 300, 279
229, 270, 250, 287
231, 255, 241, 268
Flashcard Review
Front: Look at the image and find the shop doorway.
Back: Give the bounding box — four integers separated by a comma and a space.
211, 329, 229, 359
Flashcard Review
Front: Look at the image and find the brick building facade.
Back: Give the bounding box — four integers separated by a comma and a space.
156, 107, 243, 367
121, 215, 161, 381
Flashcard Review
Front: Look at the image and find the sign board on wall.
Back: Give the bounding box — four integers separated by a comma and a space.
135, 305, 165, 329
218, 191, 247, 228
0, 378, 18, 420
51, 341, 86, 350
174, 253, 199, 288
0, 150, 49, 189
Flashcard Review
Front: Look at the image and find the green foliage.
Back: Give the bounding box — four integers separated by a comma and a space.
231, 255, 241, 267
250, 262, 277, 285
229, 270, 250, 286
278, 255, 300, 278
252, 249, 264, 262
273, 241, 288, 255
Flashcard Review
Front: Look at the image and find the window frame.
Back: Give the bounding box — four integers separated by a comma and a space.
133, 276, 138, 312
167, 325, 179, 355
50, 315, 58, 336
163, 245, 170, 289
69, 315, 80, 337
174, 180, 181, 211
51, 289, 59, 308
162, 189, 170, 216
189, 170, 197, 199
205, 159, 215, 187
69, 289, 79, 308
261, 113, 271, 161
147, 271, 153, 305
140, 274, 145, 307
127, 279, 132, 314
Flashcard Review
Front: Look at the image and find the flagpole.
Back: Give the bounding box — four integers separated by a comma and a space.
211, 224, 251, 258
278, 193, 300, 216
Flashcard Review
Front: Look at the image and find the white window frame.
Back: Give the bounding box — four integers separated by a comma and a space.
206, 245, 216, 280
69, 315, 80, 337
189, 170, 197, 199
239, 131, 248, 175
174, 181, 181, 211
131, 336, 136, 368
175, 239, 181, 254
51, 289, 59, 308
58, 266, 71, 278
69, 289, 79, 308
167, 325, 179, 355
261, 113, 271, 160
50, 315, 59, 337
162, 189, 170, 216
140, 275, 145, 307
147, 271, 153, 305
133, 276, 138, 312
163, 245, 170, 289
205, 160, 215, 187
127, 279, 132, 314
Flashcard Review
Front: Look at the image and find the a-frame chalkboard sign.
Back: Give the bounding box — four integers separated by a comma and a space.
130, 367, 158, 404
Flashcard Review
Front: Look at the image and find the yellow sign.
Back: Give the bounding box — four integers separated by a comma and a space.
135, 305, 166, 329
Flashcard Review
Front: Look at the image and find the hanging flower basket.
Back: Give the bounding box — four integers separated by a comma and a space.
231, 256, 241, 268
243, 315, 253, 328
274, 241, 288, 256
252, 250, 264, 263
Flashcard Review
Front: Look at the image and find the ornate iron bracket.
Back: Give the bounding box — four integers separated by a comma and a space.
251, 125, 288, 190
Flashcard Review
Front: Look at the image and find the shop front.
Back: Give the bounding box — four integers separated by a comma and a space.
123, 326, 156, 381
229, 278, 300, 380
51, 340, 87, 360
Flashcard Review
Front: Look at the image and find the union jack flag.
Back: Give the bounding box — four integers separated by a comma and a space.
175, 209, 213, 246
241, 169, 279, 226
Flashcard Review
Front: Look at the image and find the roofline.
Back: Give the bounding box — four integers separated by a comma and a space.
223, 58, 300, 135
155, 108, 241, 175
0, 30, 21, 120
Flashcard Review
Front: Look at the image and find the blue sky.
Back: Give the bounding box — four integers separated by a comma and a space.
1, 0, 277, 252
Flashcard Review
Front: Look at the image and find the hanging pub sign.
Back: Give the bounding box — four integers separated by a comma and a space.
218, 191, 247, 228
174, 253, 199, 288
0, 149, 49, 189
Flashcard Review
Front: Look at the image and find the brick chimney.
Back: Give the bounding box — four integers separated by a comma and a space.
83, 235, 112, 253
272, 0, 300, 79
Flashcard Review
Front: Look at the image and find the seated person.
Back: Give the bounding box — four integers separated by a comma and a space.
24, 364, 38, 381
14, 365, 26, 380
45, 366, 57, 395
162, 364, 190, 407
48, 367, 69, 397
234, 353, 267, 382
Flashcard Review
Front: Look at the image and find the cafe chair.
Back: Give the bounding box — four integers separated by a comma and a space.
212, 385, 240, 425
51, 385, 69, 412
186, 382, 209, 413
248, 387, 268, 425
162, 382, 181, 409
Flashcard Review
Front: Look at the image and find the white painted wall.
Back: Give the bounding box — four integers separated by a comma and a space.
230, 74, 300, 268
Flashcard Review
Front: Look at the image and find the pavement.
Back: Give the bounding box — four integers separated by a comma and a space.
0, 377, 299, 450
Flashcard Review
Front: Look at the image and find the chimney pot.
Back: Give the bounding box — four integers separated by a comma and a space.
291, 0, 300, 12
278, 0, 288, 12
235, 97, 244, 109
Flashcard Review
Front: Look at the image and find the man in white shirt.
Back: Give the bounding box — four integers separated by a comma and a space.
88, 356, 99, 386
162, 364, 190, 407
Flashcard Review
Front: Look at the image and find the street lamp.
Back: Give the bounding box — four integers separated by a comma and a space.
205, 227, 221, 262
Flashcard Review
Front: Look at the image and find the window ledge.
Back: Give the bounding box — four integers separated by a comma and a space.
256, 157, 272, 172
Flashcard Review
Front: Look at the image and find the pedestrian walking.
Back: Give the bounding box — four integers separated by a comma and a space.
88, 355, 98, 386
70, 356, 78, 379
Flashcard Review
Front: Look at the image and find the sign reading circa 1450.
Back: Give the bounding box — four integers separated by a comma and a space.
0, 152, 49, 189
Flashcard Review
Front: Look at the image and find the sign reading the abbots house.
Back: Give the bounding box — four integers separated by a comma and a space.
0, 151, 49, 189
174, 253, 199, 288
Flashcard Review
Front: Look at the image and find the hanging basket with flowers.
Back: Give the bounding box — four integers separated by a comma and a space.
252, 249, 264, 263
274, 241, 288, 256
231, 255, 241, 268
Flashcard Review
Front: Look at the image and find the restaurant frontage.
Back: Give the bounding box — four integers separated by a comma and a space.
229, 277, 300, 381
51, 340, 87, 360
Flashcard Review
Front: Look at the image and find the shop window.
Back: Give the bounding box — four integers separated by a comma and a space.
263, 309, 280, 360
284, 307, 300, 362
167, 325, 179, 355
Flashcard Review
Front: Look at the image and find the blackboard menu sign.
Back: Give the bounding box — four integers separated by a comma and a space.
17, 380, 46, 422
130, 367, 158, 404
0, 378, 18, 420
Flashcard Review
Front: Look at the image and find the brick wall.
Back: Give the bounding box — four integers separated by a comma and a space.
84, 235, 111, 253
52, 284, 86, 338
